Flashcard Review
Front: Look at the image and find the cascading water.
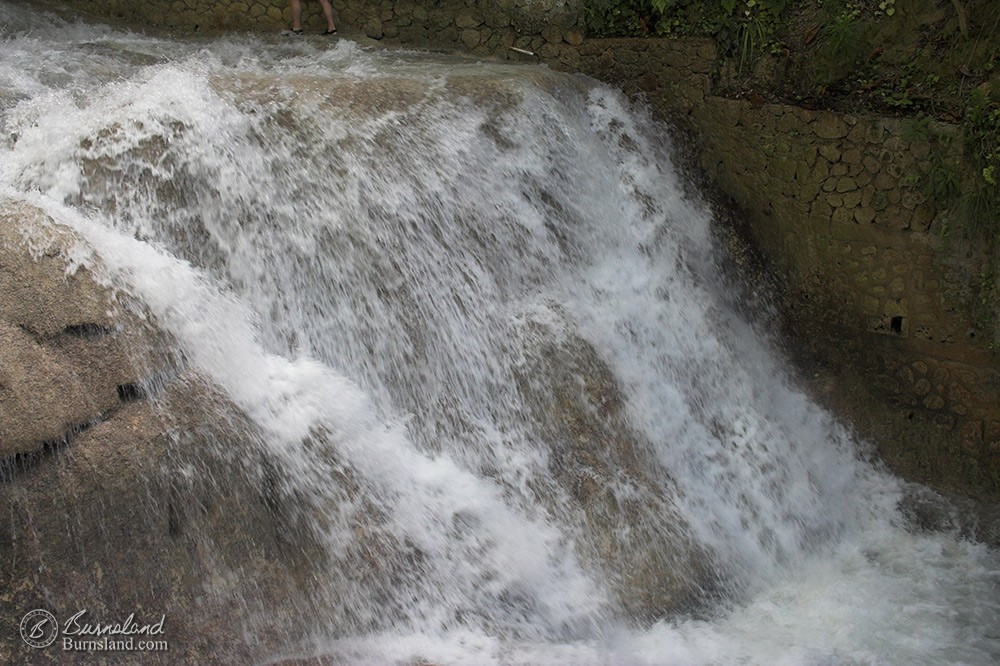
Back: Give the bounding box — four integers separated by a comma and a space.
1, 3, 998, 664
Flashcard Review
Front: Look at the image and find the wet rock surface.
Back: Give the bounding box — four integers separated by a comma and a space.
517, 323, 714, 621
0, 203, 327, 664
0, 207, 155, 460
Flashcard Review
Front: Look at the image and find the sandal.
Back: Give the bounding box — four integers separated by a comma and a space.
323, 28, 338, 35
290, 28, 303, 35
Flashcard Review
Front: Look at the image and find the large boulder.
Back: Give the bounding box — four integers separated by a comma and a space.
0, 204, 164, 460
0, 202, 328, 664
516, 321, 713, 620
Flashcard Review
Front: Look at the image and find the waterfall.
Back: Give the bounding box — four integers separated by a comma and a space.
1, 3, 997, 664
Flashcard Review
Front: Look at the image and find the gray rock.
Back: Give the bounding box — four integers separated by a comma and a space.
516, 326, 712, 620
0, 205, 166, 459
0, 202, 328, 663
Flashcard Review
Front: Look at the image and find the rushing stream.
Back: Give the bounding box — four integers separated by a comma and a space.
1, 3, 998, 664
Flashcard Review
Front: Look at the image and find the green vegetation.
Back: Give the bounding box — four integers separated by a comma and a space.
963, 87, 1000, 239
583, 0, 793, 71
583, 1, 999, 116
925, 151, 961, 202
901, 115, 962, 207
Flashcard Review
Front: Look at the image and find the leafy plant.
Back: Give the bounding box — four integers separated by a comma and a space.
883, 90, 914, 109
583, 0, 656, 37
875, 0, 895, 18
824, 3, 861, 52
961, 88, 1000, 239
901, 114, 932, 142
925, 153, 961, 203
736, 1, 771, 73
798, 1, 866, 91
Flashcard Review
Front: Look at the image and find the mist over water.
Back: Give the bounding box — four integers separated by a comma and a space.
2, 3, 998, 663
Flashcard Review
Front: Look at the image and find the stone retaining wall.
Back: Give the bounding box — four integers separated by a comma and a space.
46, 0, 583, 42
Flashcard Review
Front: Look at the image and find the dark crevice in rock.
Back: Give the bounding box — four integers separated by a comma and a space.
168, 500, 183, 538
62, 322, 113, 339
1, 374, 169, 483
16, 321, 114, 343
117, 382, 144, 403
0, 427, 81, 483
15, 322, 43, 344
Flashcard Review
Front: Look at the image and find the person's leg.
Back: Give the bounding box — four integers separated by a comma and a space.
318, 0, 336, 32
289, 0, 303, 31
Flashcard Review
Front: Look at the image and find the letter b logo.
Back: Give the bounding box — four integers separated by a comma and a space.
19, 609, 58, 649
